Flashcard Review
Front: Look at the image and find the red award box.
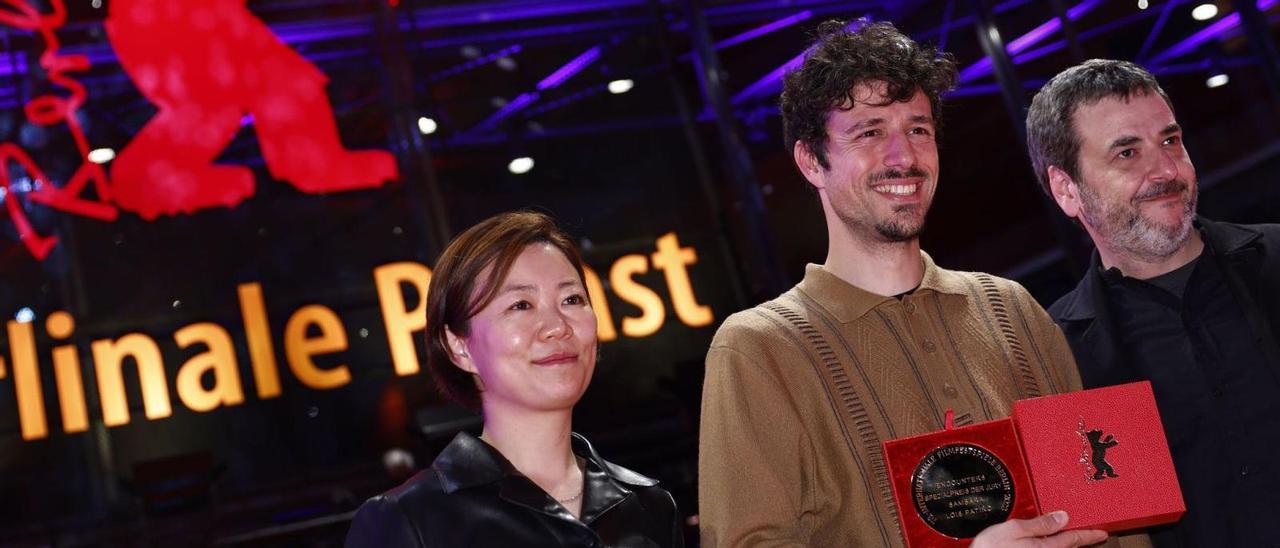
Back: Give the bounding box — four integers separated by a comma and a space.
1013, 380, 1185, 532
883, 381, 1184, 547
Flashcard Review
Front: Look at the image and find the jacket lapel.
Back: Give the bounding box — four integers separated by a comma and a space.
1199, 218, 1280, 384
433, 432, 506, 494
499, 476, 575, 520
572, 433, 635, 525
1058, 255, 1136, 388
434, 432, 576, 520
434, 431, 646, 525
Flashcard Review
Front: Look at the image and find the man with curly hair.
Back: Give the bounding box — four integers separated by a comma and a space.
698, 21, 1147, 547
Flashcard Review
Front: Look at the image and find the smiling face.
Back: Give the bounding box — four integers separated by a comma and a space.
1053, 92, 1198, 261
796, 81, 939, 244
445, 242, 598, 416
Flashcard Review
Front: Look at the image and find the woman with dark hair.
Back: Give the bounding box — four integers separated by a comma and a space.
346, 211, 683, 548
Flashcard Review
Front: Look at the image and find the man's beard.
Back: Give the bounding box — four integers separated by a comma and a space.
1077, 178, 1197, 261
871, 204, 926, 242
836, 166, 930, 242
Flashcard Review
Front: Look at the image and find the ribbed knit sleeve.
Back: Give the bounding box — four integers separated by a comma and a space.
1009, 280, 1086, 394
699, 312, 814, 548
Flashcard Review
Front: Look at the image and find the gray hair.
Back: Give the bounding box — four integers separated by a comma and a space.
1025, 59, 1174, 195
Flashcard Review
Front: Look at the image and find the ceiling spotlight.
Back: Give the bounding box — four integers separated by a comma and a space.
1206, 73, 1229, 88
1191, 3, 1219, 20
417, 116, 438, 135
607, 79, 635, 94
88, 148, 115, 164
496, 56, 517, 71
1137, 0, 1149, 9
508, 156, 534, 175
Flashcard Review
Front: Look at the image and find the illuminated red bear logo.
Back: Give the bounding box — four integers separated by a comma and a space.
105, 0, 398, 219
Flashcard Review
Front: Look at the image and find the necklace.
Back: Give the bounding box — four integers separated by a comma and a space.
555, 487, 583, 504
555, 460, 585, 504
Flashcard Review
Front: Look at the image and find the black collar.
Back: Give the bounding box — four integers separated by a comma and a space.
1197, 216, 1263, 254
1057, 217, 1262, 322
1055, 251, 1110, 322
431, 431, 658, 524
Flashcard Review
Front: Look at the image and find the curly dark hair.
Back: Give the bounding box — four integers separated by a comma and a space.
781, 19, 957, 169
424, 211, 589, 411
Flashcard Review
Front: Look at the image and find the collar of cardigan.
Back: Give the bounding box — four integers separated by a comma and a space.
797, 250, 969, 323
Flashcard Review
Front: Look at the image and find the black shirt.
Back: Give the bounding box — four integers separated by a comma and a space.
1103, 249, 1280, 547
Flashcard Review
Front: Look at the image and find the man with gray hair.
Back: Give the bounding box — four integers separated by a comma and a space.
1026, 59, 1280, 546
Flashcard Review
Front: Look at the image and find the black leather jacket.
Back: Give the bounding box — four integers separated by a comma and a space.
345, 432, 683, 548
